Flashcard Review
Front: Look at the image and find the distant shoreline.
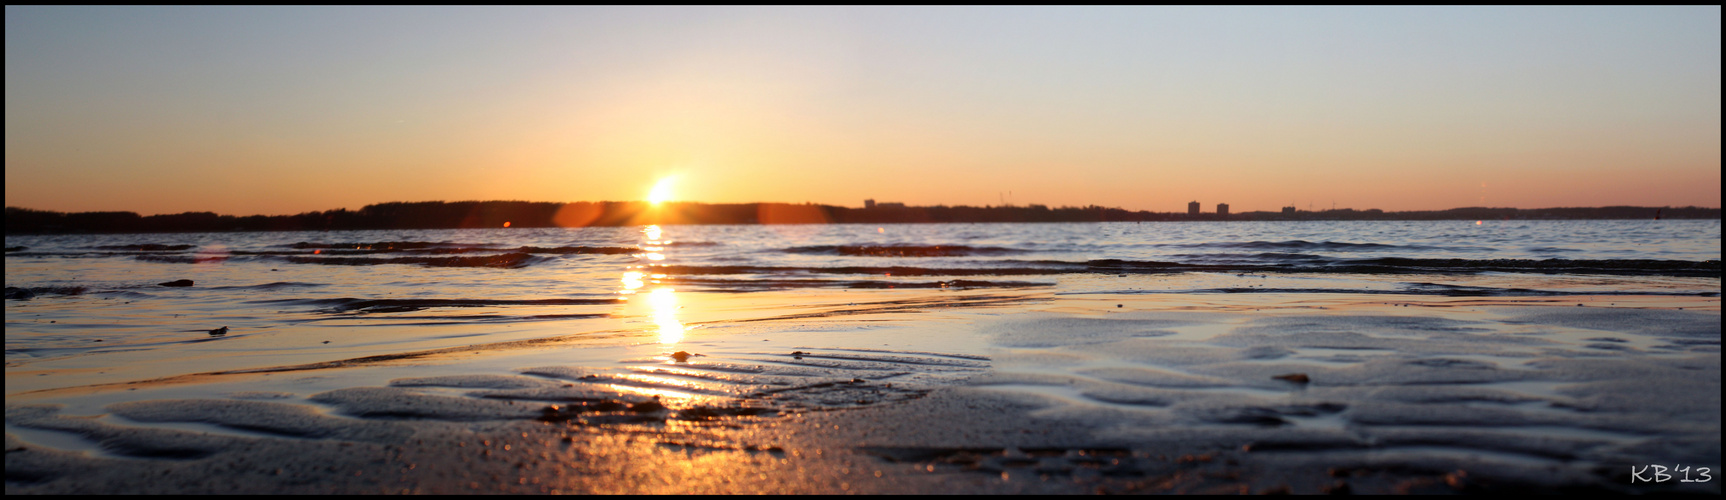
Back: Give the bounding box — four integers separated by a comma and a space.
6, 201, 1719, 234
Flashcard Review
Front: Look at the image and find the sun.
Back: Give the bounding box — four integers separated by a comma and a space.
648, 176, 677, 205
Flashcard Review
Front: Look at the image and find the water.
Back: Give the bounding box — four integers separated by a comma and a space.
5, 220, 1721, 494
5, 220, 1720, 370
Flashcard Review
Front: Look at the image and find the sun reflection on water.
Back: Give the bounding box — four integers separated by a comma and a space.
625, 224, 685, 344
603, 383, 696, 401
621, 271, 646, 293
650, 287, 684, 344
615, 372, 704, 390
641, 224, 667, 261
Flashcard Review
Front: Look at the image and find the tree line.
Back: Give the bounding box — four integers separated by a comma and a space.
6, 201, 1718, 234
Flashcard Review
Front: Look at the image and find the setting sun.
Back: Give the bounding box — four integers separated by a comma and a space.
648, 176, 677, 205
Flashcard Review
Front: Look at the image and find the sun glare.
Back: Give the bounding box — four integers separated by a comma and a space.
648, 176, 677, 205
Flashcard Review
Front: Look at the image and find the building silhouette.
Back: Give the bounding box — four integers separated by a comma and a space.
1188, 201, 1200, 216
1282, 206, 1296, 214
864, 199, 876, 209
1217, 203, 1229, 216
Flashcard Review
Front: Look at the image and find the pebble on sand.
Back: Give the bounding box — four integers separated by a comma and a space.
159, 279, 195, 287
1273, 373, 1310, 384
208, 326, 229, 336
670, 351, 692, 362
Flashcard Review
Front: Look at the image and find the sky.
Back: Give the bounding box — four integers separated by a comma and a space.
5, 6, 1721, 216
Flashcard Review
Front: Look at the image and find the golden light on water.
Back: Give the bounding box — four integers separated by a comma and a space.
626, 224, 682, 343
648, 176, 677, 205
650, 287, 685, 345
641, 225, 666, 261
604, 383, 697, 402
621, 271, 646, 292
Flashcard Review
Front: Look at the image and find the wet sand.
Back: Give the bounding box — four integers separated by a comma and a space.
6, 289, 1720, 494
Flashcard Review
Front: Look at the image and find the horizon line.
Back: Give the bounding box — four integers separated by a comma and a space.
6, 200, 1722, 219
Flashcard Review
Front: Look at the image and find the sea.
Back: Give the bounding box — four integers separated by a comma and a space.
5, 219, 1723, 494
4, 219, 1721, 370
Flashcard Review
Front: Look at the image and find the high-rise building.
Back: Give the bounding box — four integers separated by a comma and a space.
1282, 206, 1296, 214
864, 199, 876, 209
1188, 201, 1200, 215
1217, 203, 1229, 216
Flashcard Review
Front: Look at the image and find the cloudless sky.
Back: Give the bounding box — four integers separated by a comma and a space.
6, 6, 1720, 215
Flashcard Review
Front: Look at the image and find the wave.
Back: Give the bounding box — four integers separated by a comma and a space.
1065, 285, 1718, 298
5, 286, 88, 300
284, 253, 551, 268
1328, 257, 1722, 277
782, 244, 1027, 257
650, 258, 1720, 278
1160, 252, 1334, 262
301, 312, 614, 326
1086, 257, 1722, 277
59, 238, 1716, 277
514, 246, 638, 255
285, 241, 469, 250
91, 244, 196, 251
131, 252, 566, 268
1158, 240, 1492, 252
207, 282, 328, 291
250, 297, 620, 313
133, 254, 254, 264
265, 244, 637, 256
649, 264, 1082, 277
662, 277, 1051, 291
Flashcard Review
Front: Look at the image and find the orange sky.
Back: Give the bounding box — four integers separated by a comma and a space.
6, 7, 1721, 216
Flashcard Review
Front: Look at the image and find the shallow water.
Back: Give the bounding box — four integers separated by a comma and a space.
4, 220, 1721, 493
5, 220, 1717, 372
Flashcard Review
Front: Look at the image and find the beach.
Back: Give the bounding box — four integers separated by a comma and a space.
6, 221, 1721, 493
7, 286, 1720, 494
8, 4, 1722, 494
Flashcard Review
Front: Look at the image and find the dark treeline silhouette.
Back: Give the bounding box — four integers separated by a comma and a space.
5, 201, 1719, 234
